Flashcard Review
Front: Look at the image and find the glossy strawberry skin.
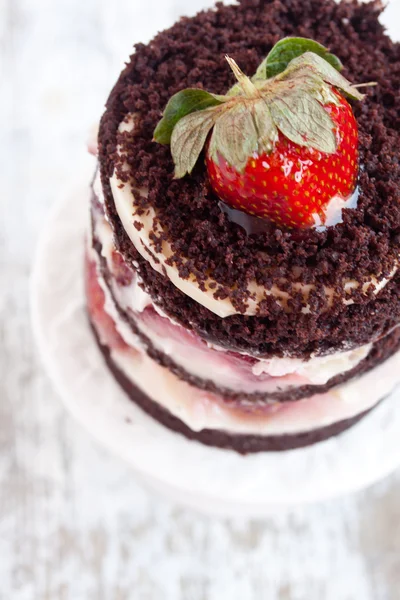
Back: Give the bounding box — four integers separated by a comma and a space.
206, 93, 358, 229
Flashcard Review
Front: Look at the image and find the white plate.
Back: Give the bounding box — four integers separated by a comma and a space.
30, 185, 400, 517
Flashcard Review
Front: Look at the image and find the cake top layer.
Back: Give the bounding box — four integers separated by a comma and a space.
99, 0, 400, 356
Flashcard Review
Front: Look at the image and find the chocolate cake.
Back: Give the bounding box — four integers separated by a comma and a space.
86, 0, 400, 453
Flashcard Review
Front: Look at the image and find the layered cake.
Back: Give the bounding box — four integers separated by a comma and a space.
86, 0, 400, 453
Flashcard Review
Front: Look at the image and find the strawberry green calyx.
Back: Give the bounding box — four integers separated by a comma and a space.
153, 89, 224, 144
153, 37, 370, 179
256, 36, 343, 79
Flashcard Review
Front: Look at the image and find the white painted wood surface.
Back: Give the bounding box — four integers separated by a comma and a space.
1, 1, 400, 598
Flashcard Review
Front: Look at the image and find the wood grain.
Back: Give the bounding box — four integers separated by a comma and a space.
1, 0, 399, 598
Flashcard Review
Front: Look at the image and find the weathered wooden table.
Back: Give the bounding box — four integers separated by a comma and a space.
1, 1, 399, 598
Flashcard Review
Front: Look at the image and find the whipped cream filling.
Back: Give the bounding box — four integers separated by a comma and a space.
92, 208, 372, 393
250, 348, 371, 384
108, 117, 398, 318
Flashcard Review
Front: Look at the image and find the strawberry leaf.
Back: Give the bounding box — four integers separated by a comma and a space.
280, 52, 364, 101
171, 108, 217, 178
209, 103, 259, 172
255, 37, 343, 80
251, 99, 278, 153
154, 89, 224, 144
269, 93, 336, 154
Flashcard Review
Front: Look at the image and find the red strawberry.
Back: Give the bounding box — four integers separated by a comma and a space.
206, 91, 359, 228
154, 37, 372, 229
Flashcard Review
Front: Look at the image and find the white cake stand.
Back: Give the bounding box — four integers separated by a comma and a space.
31, 186, 400, 517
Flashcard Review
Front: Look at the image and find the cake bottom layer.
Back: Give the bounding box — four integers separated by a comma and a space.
90, 321, 378, 454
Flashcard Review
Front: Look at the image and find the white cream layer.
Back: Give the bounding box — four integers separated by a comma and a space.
108, 326, 400, 436
108, 118, 398, 318
92, 208, 372, 393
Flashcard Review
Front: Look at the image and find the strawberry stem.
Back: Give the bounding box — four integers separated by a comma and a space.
352, 82, 377, 88
225, 55, 259, 98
